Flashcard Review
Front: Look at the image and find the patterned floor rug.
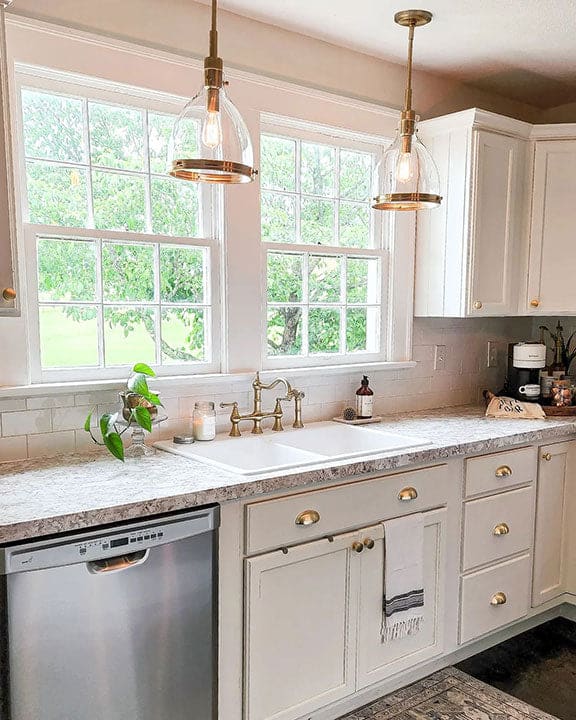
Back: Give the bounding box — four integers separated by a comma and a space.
341, 667, 557, 720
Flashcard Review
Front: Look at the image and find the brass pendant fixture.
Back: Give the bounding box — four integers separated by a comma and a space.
168, 0, 256, 184
373, 9, 442, 211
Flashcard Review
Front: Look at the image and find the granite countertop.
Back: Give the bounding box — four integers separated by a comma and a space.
1, 405, 575, 544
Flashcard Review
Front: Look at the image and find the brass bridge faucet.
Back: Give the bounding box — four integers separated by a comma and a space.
220, 372, 305, 437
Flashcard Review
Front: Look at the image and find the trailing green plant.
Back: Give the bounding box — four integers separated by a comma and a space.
84, 363, 162, 461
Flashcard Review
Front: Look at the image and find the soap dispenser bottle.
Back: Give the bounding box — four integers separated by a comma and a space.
356, 375, 374, 419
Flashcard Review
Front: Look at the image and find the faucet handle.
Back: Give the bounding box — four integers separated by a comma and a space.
220, 401, 241, 437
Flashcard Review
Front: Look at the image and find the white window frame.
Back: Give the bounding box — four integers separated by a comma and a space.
14, 65, 223, 382
259, 116, 392, 370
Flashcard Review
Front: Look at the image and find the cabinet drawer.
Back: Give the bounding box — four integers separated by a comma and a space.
463, 487, 533, 571
245, 464, 449, 554
460, 554, 531, 644
465, 447, 535, 497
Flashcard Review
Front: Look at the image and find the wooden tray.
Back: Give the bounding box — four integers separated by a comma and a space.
543, 405, 576, 416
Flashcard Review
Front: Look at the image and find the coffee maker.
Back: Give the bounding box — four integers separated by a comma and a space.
504, 342, 546, 399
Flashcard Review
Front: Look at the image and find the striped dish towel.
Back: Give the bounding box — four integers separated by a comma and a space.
381, 513, 425, 642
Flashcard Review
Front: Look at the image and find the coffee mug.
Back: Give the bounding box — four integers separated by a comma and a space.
519, 384, 540, 398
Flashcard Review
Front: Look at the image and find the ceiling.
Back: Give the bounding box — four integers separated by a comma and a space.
200, 0, 576, 109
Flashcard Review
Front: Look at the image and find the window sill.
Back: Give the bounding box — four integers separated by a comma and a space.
0, 361, 417, 399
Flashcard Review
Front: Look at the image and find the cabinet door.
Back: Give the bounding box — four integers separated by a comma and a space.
0, 5, 18, 315
532, 441, 574, 606
527, 140, 576, 314
244, 530, 360, 720
468, 131, 526, 316
356, 509, 447, 689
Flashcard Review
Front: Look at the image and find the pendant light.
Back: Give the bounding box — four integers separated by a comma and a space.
373, 10, 442, 211
168, 0, 256, 184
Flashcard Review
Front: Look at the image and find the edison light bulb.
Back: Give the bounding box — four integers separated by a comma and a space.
397, 151, 413, 183
202, 110, 222, 149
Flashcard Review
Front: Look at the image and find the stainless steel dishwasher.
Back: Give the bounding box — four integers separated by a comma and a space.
0, 505, 219, 720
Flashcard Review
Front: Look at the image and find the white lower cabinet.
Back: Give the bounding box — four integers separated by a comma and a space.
356, 508, 447, 689
244, 509, 448, 720
532, 441, 575, 606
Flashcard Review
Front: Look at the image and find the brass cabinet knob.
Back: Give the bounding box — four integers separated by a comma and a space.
398, 487, 418, 501
490, 591, 507, 606
352, 541, 364, 553
530, 299, 540, 308
2, 287, 16, 301
473, 300, 483, 310
493, 523, 510, 536
363, 538, 375, 549
542, 452, 552, 462
495, 465, 512, 478
295, 509, 320, 526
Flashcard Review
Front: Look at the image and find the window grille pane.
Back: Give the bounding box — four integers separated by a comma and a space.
300, 197, 335, 245
339, 201, 370, 249
347, 257, 380, 304
102, 242, 155, 302
92, 171, 147, 232
267, 252, 303, 303
151, 177, 199, 237
301, 142, 335, 197
267, 307, 303, 356
161, 308, 205, 363
38, 238, 97, 302
309, 308, 340, 354
339, 149, 372, 201
40, 305, 99, 368
22, 90, 85, 163
89, 102, 146, 171
309, 255, 342, 303
160, 246, 205, 304
26, 161, 89, 227
103, 306, 156, 366
261, 191, 297, 243
261, 135, 296, 192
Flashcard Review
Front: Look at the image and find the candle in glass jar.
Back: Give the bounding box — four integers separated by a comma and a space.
193, 401, 216, 441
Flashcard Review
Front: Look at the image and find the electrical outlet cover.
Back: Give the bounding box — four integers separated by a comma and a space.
434, 344, 446, 371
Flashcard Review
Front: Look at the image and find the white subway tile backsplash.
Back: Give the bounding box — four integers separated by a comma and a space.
2, 409, 52, 436
28, 431, 75, 459
0, 436, 28, 462
0, 398, 26, 413
52, 405, 96, 432
26, 394, 76, 410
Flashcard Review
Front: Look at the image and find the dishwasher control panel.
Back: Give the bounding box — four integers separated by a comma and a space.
0, 507, 218, 575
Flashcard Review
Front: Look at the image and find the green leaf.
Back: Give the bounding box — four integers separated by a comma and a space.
84, 410, 93, 432
146, 392, 162, 407
132, 362, 155, 377
100, 413, 113, 438
103, 431, 124, 461
127, 372, 149, 397
133, 406, 152, 433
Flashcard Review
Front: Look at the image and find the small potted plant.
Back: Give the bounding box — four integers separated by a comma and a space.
84, 363, 163, 461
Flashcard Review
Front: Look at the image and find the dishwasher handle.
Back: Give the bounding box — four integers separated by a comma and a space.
87, 549, 149, 575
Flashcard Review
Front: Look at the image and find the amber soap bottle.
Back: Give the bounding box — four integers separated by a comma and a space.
356, 375, 374, 418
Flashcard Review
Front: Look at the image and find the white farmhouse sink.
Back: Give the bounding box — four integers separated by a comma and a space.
155, 421, 431, 476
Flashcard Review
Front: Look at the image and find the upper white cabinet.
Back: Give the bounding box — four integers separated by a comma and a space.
415, 109, 530, 317
526, 130, 576, 314
0, 4, 18, 316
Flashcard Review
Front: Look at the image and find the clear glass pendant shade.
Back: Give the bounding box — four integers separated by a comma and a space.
373, 124, 442, 211
168, 81, 255, 184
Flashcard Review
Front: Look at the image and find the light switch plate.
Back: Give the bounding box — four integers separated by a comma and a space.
487, 341, 498, 368
434, 344, 446, 371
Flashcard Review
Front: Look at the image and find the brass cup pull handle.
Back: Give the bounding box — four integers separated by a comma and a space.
363, 538, 375, 549
352, 541, 364, 553
542, 453, 552, 462
493, 523, 510, 536
490, 591, 507, 606
295, 509, 320, 526
398, 487, 418, 501
495, 465, 512, 478
2, 287, 16, 301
